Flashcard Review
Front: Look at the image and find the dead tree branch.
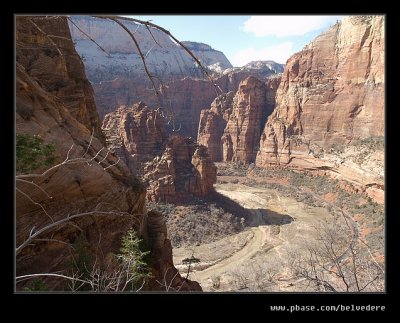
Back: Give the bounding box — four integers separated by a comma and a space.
67, 17, 111, 57
28, 18, 63, 56
16, 210, 135, 255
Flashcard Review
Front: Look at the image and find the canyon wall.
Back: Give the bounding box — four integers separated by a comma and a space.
16, 16, 200, 291
181, 41, 232, 72
102, 102, 168, 174
222, 76, 268, 163
68, 16, 283, 138
83, 66, 283, 138
256, 16, 384, 198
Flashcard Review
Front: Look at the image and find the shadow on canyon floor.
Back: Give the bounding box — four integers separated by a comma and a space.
207, 191, 294, 227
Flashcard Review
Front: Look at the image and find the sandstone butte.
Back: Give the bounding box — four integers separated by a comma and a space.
255, 16, 384, 202
102, 103, 217, 203
16, 16, 200, 291
198, 76, 280, 163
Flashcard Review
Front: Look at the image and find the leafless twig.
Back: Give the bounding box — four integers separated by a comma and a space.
28, 18, 63, 56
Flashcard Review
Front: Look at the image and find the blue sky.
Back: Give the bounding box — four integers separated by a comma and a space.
129, 15, 342, 67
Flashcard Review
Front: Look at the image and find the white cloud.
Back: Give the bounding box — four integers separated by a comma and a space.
242, 16, 340, 37
232, 42, 293, 67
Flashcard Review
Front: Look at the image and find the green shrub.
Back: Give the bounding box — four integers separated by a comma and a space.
116, 229, 152, 290
16, 133, 57, 173
23, 278, 48, 291
71, 233, 95, 279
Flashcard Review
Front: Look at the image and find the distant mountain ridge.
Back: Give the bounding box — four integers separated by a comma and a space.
69, 16, 232, 83
224, 60, 284, 76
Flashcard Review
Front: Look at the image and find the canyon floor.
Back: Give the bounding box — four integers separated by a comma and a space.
168, 163, 384, 292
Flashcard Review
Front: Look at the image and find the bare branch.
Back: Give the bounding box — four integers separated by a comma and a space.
103, 157, 120, 170
35, 238, 75, 250
16, 210, 134, 255
16, 187, 54, 223
145, 25, 162, 48
67, 17, 111, 57
94, 16, 162, 108
16, 178, 53, 199
28, 19, 63, 56
16, 273, 90, 285
83, 128, 95, 157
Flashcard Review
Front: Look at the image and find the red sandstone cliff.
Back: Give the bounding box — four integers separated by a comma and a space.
16, 16, 200, 291
92, 68, 282, 139
198, 76, 280, 163
102, 102, 167, 174
222, 76, 268, 163
256, 16, 384, 199
197, 92, 234, 161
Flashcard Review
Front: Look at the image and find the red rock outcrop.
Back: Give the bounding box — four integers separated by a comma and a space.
102, 104, 217, 202
197, 92, 234, 161
223, 76, 267, 163
16, 16, 105, 143
144, 136, 217, 203
256, 16, 384, 196
102, 102, 167, 174
16, 16, 200, 291
198, 76, 280, 163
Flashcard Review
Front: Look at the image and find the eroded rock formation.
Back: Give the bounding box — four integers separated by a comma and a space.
198, 76, 280, 163
102, 102, 167, 174
197, 92, 234, 161
102, 105, 217, 202
256, 16, 384, 199
143, 136, 217, 203
16, 16, 200, 291
222, 77, 267, 163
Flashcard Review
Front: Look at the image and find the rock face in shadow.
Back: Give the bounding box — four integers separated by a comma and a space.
102, 102, 168, 174
16, 16, 200, 291
256, 16, 384, 197
16, 15, 105, 143
198, 76, 280, 163
145, 210, 202, 291
102, 105, 217, 202
144, 136, 217, 203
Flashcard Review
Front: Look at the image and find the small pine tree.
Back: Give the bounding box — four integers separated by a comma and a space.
116, 229, 152, 290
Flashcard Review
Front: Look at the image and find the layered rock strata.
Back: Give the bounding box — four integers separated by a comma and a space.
102, 106, 217, 202
144, 136, 217, 203
256, 16, 384, 200
16, 16, 200, 291
198, 76, 280, 163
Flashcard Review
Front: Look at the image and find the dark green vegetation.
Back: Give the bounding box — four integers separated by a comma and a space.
67, 230, 151, 291
16, 133, 57, 173
23, 278, 48, 291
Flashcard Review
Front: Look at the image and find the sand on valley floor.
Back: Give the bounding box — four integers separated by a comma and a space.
173, 183, 337, 291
